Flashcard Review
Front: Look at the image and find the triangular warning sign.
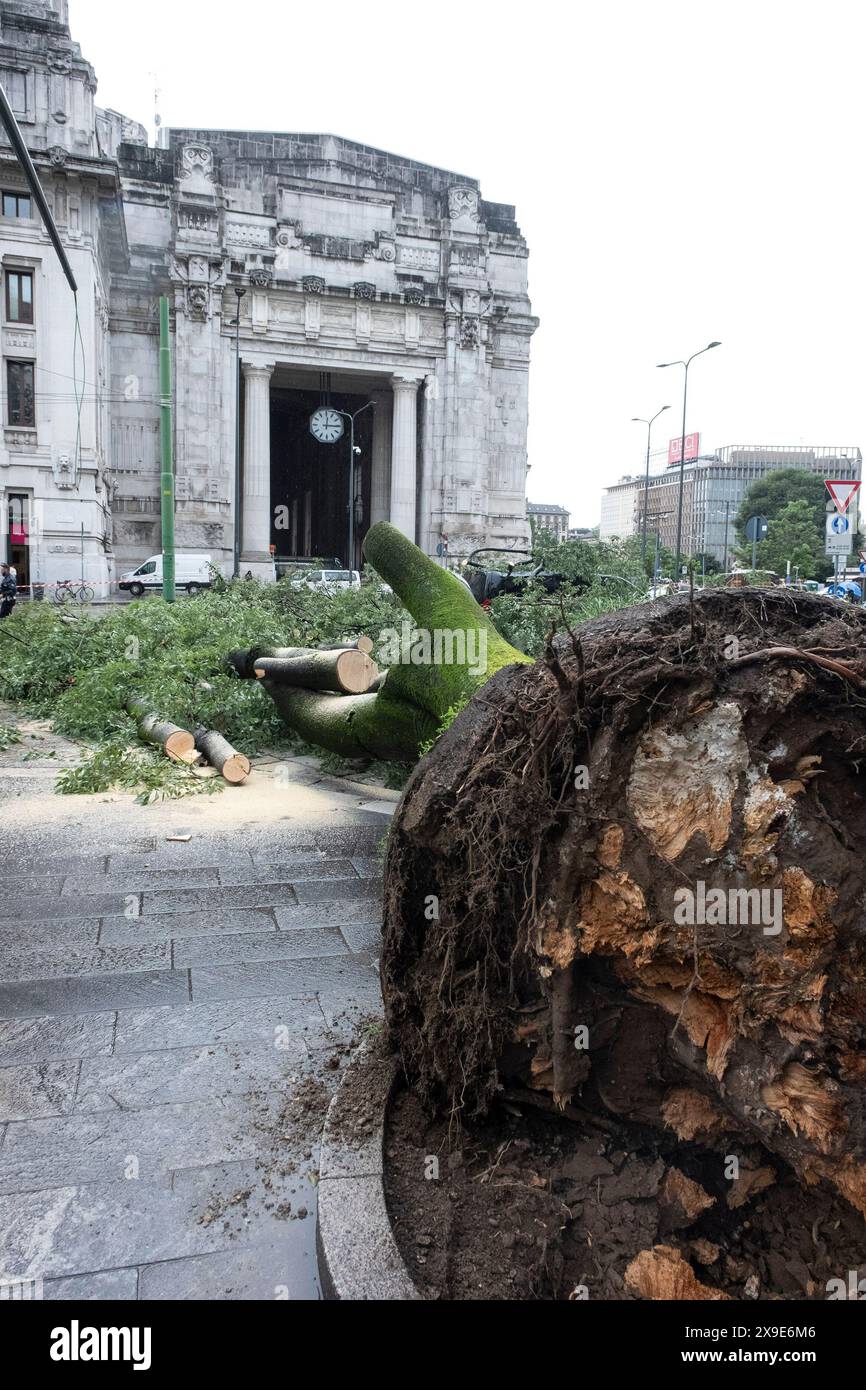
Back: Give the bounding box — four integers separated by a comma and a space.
825, 478, 861, 514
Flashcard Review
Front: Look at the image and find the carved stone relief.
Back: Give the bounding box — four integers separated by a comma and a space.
447, 185, 480, 223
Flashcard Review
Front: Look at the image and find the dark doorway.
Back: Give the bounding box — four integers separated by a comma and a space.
270, 386, 373, 568
6, 493, 30, 585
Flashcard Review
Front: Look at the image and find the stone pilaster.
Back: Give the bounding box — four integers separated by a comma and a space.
240, 361, 275, 576
369, 388, 392, 526
389, 375, 420, 542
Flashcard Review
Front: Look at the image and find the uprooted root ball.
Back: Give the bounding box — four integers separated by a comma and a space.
381, 588, 866, 1225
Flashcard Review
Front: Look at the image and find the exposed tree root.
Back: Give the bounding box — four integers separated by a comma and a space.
381, 588, 866, 1230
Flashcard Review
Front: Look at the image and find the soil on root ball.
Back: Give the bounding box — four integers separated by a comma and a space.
382, 588, 866, 1240
384, 1086, 866, 1301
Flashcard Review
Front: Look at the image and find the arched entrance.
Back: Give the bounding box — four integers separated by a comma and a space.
269, 385, 374, 568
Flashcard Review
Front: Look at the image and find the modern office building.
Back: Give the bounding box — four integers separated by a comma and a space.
602, 444, 862, 565
599, 475, 641, 540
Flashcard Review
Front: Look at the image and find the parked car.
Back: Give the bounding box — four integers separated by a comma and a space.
276, 556, 342, 581
289, 568, 361, 592
118, 553, 214, 598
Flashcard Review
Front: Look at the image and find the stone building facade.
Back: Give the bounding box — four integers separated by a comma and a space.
527, 501, 570, 542
0, 0, 127, 590
0, 0, 538, 588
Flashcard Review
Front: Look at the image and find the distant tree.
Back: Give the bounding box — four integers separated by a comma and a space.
692, 552, 721, 575
735, 470, 835, 578
735, 468, 827, 539
533, 532, 647, 587
748, 499, 821, 579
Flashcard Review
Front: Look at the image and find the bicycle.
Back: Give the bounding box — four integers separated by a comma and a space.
53, 579, 95, 605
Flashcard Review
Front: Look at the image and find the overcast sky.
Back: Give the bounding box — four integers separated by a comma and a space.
73, 0, 865, 526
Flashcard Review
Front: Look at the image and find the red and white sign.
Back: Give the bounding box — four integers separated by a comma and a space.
825, 479, 861, 514
668, 433, 700, 465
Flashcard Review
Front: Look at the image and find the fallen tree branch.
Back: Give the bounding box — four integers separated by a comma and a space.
125, 697, 195, 758
193, 727, 250, 784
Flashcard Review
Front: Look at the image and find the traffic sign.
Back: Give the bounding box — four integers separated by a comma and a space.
826, 512, 852, 556
859, 562, 865, 574
825, 479, 861, 514
744, 515, 769, 542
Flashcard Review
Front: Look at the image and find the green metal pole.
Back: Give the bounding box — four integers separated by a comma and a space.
158, 296, 176, 603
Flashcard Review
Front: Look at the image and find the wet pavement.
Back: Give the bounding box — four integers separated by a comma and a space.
0, 708, 392, 1299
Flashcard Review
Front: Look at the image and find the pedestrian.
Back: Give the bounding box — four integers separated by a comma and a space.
0, 563, 17, 619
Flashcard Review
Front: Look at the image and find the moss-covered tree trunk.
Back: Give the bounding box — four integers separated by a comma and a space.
246, 523, 532, 761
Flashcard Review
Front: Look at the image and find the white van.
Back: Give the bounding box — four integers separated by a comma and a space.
118, 553, 212, 598
288, 568, 361, 592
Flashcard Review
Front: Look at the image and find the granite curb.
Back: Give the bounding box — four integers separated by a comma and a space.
316, 1033, 420, 1301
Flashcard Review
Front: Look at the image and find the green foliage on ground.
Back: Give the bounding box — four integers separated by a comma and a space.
490, 535, 650, 658
54, 737, 225, 803
0, 576, 407, 796
0, 540, 650, 795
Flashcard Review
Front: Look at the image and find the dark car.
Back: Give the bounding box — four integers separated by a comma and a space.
463, 548, 579, 604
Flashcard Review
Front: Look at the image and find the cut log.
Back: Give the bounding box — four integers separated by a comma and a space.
245, 522, 532, 761
381, 587, 866, 1221
226, 646, 313, 679
315, 635, 375, 655
167, 747, 204, 768
126, 697, 195, 758
193, 727, 251, 784
253, 648, 379, 694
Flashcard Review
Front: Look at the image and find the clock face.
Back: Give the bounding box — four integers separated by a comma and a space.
309, 407, 344, 444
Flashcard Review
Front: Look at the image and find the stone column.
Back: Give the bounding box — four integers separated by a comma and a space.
389, 375, 420, 542
240, 361, 275, 578
369, 387, 392, 525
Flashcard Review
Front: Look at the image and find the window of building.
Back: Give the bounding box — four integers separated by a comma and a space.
5, 270, 34, 323
1, 192, 32, 219
6, 360, 35, 427
1, 69, 31, 120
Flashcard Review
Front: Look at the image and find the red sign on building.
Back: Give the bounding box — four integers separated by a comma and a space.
668, 433, 700, 465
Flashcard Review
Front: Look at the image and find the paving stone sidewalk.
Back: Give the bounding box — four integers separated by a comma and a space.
0, 816, 387, 1300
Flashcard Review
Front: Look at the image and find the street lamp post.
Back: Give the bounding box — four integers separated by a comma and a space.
334, 401, 375, 570
232, 286, 247, 579
632, 404, 670, 569
657, 341, 721, 581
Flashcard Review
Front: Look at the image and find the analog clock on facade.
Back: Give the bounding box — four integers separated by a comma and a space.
309, 407, 344, 443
